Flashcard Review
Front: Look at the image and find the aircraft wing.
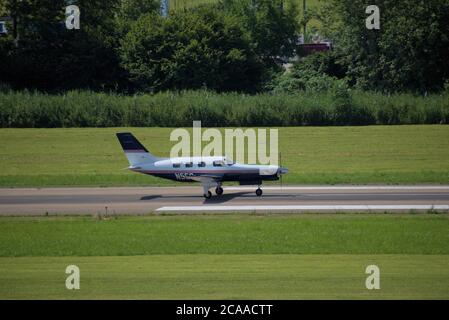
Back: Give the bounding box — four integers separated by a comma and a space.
191, 175, 223, 183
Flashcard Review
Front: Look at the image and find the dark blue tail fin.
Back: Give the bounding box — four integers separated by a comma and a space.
116, 133, 158, 165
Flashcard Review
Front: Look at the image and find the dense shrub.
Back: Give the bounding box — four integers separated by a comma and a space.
1, 90, 448, 128
268, 52, 347, 94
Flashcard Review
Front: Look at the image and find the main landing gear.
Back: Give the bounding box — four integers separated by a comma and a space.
204, 191, 212, 199
203, 183, 263, 199
203, 187, 222, 199
203, 182, 223, 199
215, 186, 224, 196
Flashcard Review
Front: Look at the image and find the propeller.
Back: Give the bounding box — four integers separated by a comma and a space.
278, 152, 289, 190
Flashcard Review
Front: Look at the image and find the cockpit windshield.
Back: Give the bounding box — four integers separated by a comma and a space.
213, 158, 234, 167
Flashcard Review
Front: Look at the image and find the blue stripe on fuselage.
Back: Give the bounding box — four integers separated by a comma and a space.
144, 172, 279, 183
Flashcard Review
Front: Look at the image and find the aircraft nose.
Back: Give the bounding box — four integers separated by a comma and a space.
278, 167, 289, 175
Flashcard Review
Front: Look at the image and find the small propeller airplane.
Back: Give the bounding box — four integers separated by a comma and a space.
117, 132, 288, 199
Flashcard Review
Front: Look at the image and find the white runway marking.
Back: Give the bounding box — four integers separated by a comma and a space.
156, 205, 449, 212
224, 186, 449, 191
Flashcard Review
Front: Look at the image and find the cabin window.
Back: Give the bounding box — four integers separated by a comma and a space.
185, 162, 193, 168
213, 160, 225, 167
198, 162, 206, 167
173, 163, 181, 168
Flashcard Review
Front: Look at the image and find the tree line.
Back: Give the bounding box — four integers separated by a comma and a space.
0, 0, 448, 94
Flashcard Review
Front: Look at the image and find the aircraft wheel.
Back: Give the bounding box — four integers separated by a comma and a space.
215, 187, 224, 196
204, 191, 212, 199
256, 188, 263, 197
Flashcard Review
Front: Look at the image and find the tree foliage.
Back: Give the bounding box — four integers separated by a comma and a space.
0, 0, 129, 92
120, 7, 265, 92
220, 0, 299, 66
319, 0, 449, 93
1, 0, 449, 94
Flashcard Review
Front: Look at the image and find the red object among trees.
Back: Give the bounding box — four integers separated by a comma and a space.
299, 43, 332, 56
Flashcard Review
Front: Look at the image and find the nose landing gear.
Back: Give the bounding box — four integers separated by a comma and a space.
256, 188, 263, 197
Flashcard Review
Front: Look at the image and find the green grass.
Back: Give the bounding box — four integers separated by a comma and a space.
1, 214, 448, 299
0, 126, 449, 187
1, 214, 448, 256
1, 255, 448, 299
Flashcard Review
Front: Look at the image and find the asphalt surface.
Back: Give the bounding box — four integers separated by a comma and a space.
1, 186, 449, 215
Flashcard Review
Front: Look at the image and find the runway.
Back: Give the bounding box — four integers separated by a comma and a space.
1, 186, 449, 216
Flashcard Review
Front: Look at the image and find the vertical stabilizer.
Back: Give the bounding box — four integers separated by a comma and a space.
116, 132, 158, 166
